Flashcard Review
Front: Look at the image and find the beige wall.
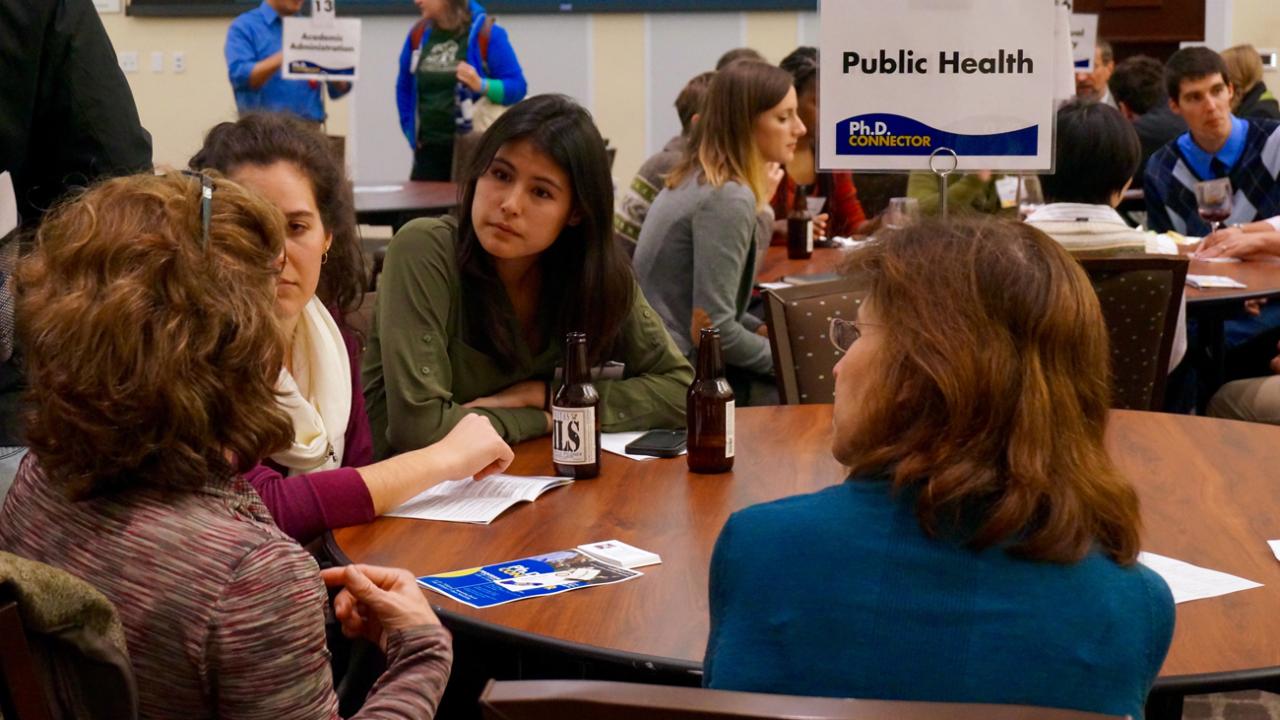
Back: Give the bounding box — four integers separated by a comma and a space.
98, 12, 350, 170
1231, 0, 1280, 57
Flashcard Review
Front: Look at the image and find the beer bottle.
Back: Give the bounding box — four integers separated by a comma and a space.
687, 328, 735, 473
552, 332, 601, 479
786, 184, 814, 260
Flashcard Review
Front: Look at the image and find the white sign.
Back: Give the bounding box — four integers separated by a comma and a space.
819, 0, 1058, 172
1071, 13, 1099, 73
282, 15, 361, 82
93, 0, 121, 13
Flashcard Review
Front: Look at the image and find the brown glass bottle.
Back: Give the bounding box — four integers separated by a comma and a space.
686, 328, 735, 474
786, 183, 814, 260
552, 332, 601, 479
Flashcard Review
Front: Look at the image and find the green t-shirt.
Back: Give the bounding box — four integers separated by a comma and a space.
415, 25, 467, 147
362, 216, 695, 459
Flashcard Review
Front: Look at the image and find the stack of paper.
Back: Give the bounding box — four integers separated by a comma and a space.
387, 474, 571, 524
577, 539, 662, 569
1186, 275, 1248, 290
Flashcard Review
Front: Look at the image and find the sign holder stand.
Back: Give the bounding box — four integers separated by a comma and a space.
929, 147, 959, 220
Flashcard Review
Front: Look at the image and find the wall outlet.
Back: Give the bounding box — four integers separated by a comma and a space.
118, 51, 138, 73
172, 51, 186, 74
150, 51, 164, 73
1261, 49, 1279, 72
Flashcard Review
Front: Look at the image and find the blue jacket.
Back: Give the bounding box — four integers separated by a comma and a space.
395, 1, 527, 147
703, 475, 1175, 719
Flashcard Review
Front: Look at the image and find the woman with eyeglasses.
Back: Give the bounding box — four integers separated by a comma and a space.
703, 218, 1174, 717
191, 114, 512, 545
0, 172, 453, 717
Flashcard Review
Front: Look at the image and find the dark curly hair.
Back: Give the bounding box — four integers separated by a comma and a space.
17, 172, 293, 499
189, 113, 366, 324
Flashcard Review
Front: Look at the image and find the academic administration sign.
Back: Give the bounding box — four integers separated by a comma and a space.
819, 0, 1058, 172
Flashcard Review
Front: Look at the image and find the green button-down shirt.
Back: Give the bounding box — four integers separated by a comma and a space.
362, 216, 693, 459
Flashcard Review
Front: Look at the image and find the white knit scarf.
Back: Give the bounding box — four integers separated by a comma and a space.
270, 297, 351, 475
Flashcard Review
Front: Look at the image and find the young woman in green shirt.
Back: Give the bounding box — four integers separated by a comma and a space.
363, 94, 693, 458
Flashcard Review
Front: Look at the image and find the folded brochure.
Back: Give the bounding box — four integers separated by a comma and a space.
419, 548, 647, 609
387, 474, 571, 524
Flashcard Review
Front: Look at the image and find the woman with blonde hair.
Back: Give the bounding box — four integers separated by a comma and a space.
1222, 44, 1280, 120
634, 60, 805, 392
704, 218, 1174, 718
0, 172, 453, 717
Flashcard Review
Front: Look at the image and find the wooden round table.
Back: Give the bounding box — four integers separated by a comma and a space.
353, 181, 458, 231
331, 405, 1280, 702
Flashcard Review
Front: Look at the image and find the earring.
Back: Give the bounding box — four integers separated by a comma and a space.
322, 251, 329, 265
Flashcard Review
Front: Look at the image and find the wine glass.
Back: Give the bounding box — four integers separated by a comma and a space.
883, 197, 919, 230
1195, 178, 1234, 234
1016, 176, 1044, 221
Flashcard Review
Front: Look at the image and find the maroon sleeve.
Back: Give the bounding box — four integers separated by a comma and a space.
245, 465, 375, 545
826, 172, 867, 237
768, 172, 795, 247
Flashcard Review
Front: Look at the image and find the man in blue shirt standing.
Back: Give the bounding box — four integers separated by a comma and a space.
1145, 47, 1280, 235
225, 0, 351, 124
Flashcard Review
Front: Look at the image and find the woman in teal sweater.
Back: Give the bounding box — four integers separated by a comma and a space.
363, 95, 692, 458
704, 218, 1174, 718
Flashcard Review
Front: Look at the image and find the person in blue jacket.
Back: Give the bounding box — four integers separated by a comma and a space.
396, 0, 527, 181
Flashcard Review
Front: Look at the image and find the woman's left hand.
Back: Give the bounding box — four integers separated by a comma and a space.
464, 380, 546, 409
813, 212, 830, 239
456, 62, 484, 93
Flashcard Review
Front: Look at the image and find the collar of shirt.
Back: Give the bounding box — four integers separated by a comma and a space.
1177, 115, 1248, 179
256, 0, 282, 26
1025, 202, 1128, 226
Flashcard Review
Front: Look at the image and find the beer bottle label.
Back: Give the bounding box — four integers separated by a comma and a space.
724, 400, 735, 458
805, 221, 814, 253
552, 405, 596, 465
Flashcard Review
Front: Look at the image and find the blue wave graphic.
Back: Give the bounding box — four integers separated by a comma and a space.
1074, 58, 1090, 69
287, 60, 355, 76
835, 113, 1038, 157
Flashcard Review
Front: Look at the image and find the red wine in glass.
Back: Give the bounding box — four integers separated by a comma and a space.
1199, 208, 1232, 224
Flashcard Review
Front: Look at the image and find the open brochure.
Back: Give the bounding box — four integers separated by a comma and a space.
386, 474, 571, 524
419, 548, 644, 609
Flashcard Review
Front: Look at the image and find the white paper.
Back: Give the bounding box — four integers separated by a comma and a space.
282, 17, 361, 81
1268, 540, 1280, 563
93, 0, 121, 13
601, 431, 687, 462
354, 184, 404, 193
1186, 274, 1248, 289
1195, 256, 1243, 264
1138, 552, 1263, 604
387, 474, 570, 524
819, 0, 1058, 172
758, 281, 793, 291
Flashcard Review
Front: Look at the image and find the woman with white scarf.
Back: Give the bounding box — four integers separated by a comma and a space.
191, 114, 512, 544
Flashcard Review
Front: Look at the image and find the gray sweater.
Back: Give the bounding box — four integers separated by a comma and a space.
633, 174, 773, 375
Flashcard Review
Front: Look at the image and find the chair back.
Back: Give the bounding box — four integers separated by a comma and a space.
764, 277, 867, 405
1076, 255, 1188, 410
0, 600, 53, 720
478, 680, 1126, 720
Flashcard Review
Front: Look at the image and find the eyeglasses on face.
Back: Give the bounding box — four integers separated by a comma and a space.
829, 316, 876, 353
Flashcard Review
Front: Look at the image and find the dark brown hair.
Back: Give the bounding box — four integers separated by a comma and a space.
675, 71, 715, 136
1165, 46, 1231, 103
17, 172, 293, 499
1041, 100, 1141, 205
455, 94, 634, 370
841, 218, 1141, 565
189, 113, 366, 324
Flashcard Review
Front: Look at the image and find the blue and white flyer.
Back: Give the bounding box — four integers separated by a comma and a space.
818, 0, 1058, 172
418, 549, 642, 609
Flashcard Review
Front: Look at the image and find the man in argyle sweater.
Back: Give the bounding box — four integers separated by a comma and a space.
1145, 47, 1280, 235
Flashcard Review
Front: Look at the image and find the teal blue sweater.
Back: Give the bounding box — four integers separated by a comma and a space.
704, 475, 1174, 718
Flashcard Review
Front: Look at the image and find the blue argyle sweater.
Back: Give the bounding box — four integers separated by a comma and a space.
1144, 118, 1280, 234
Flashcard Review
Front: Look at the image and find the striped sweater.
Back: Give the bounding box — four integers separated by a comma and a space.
0, 454, 451, 719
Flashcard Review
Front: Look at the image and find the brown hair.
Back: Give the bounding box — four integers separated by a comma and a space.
190, 113, 366, 325
841, 218, 1141, 565
17, 172, 293, 499
667, 60, 794, 208
1222, 44, 1264, 110
675, 71, 715, 136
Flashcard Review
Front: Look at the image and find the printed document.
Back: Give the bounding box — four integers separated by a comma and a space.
387, 474, 571, 524
1138, 552, 1263, 604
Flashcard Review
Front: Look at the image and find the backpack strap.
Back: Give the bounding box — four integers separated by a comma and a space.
410, 18, 430, 51
478, 16, 496, 76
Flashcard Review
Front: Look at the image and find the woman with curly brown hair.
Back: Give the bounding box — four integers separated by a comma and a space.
192, 113, 512, 544
703, 218, 1174, 717
0, 172, 453, 717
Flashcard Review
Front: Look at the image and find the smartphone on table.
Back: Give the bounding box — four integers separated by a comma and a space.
624, 429, 687, 458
